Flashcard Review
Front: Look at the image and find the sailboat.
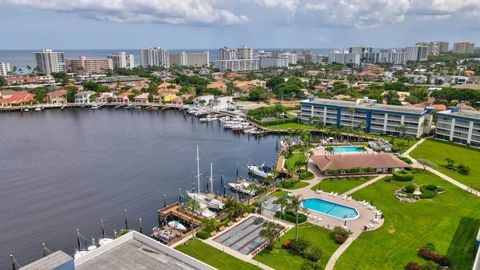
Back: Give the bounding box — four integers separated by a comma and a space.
186, 146, 224, 213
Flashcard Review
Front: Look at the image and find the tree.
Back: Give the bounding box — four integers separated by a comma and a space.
32, 88, 47, 103
417, 159, 436, 171
384, 90, 400, 104
288, 195, 302, 241
247, 183, 257, 203
0, 77, 5, 87
260, 221, 283, 249
248, 87, 270, 101
266, 76, 285, 90
200, 218, 216, 233
396, 125, 407, 137
324, 146, 334, 156
65, 85, 78, 103
186, 199, 201, 235
275, 196, 288, 214
51, 72, 69, 84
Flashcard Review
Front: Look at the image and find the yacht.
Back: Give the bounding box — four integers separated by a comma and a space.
228, 179, 258, 196
248, 163, 273, 178
167, 220, 187, 232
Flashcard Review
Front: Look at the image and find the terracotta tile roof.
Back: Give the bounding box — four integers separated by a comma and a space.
311, 153, 409, 171
47, 90, 67, 97
0, 92, 35, 105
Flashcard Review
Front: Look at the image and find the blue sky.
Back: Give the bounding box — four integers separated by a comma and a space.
0, 0, 479, 49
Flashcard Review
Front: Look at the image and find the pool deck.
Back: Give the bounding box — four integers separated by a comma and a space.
315, 145, 374, 156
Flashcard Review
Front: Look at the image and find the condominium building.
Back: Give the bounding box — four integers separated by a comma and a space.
453, 42, 475, 54
436, 109, 480, 147
215, 46, 258, 72
169, 51, 209, 67
140, 47, 169, 68
349, 46, 373, 54
259, 55, 289, 68
0, 62, 10, 77
277, 52, 298, 65
300, 97, 432, 138
328, 50, 361, 65
34, 48, 66, 75
66, 56, 113, 74
416, 41, 449, 55
108, 52, 135, 69
406, 46, 429, 61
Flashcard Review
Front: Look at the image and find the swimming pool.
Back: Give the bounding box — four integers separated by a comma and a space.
302, 198, 359, 219
332, 146, 365, 154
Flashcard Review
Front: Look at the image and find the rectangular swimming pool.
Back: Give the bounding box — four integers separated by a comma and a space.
302, 198, 359, 219
213, 216, 267, 255
332, 146, 365, 154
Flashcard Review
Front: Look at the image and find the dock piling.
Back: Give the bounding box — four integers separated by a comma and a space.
100, 219, 105, 238
76, 229, 81, 250
42, 243, 46, 257
124, 209, 128, 230
139, 218, 143, 234
163, 194, 167, 208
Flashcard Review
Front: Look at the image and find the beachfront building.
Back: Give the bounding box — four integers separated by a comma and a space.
300, 97, 432, 138
140, 47, 170, 68
34, 48, 66, 75
311, 153, 409, 174
74, 91, 95, 104
108, 52, 135, 69
66, 56, 113, 74
169, 51, 210, 67
47, 90, 67, 104
215, 46, 259, 72
0, 62, 10, 77
436, 109, 480, 148
453, 42, 475, 54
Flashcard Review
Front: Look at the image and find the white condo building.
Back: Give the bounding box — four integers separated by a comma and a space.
215, 46, 259, 72
140, 47, 169, 68
278, 52, 298, 65
259, 56, 289, 68
0, 62, 10, 77
453, 42, 475, 54
436, 109, 480, 148
169, 51, 209, 67
108, 52, 135, 69
34, 48, 66, 75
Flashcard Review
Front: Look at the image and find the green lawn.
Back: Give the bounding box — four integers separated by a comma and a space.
335, 170, 480, 270
254, 223, 339, 270
175, 239, 261, 270
411, 139, 480, 190
310, 176, 375, 194
272, 190, 289, 198
267, 123, 315, 130
285, 151, 306, 171
287, 181, 309, 190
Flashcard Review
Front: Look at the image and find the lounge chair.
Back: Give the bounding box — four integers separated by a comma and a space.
347, 196, 352, 201
333, 192, 338, 197
342, 195, 347, 200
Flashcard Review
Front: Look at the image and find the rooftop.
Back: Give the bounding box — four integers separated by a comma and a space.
20, 251, 73, 270
438, 109, 480, 119
75, 231, 215, 270
302, 98, 428, 114
311, 153, 409, 171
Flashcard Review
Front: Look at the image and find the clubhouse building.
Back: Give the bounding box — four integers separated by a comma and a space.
300, 98, 433, 138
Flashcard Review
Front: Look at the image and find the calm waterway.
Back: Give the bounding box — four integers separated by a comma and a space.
0, 109, 279, 268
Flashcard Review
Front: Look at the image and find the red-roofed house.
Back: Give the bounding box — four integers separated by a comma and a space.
47, 90, 67, 104
0, 92, 36, 107
116, 92, 132, 104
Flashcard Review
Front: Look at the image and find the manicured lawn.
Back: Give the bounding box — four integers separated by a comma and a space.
446, 217, 480, 270
267, 123, 315, 130
310, 176, 375, 194
335, 170, 480, 270
175, 238, 261, 270
254, 223, 339, 270
287, 181, 309, 190
411, 139, 480, 190
285, 151, 306, 171
272, 190, 289, 198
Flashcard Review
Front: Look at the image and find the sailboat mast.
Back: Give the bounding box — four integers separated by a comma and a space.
210, 162, 214, 194
196, 145, 201, 193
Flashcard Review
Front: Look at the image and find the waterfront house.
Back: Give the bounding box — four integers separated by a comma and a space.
311, 153, 409, 174
74, 91, 95, 104
116, 92, 132, 104
47, 90, 67, 104
134, 93, 150, 104
0, 91, 35, 107
95, 92, 115, 104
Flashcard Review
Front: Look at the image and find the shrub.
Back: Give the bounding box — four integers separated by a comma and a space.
275, 211, 307, 224
331, 226, 351, 244
425, 185, 437, 191
290, 239, 309, 254
393, 170, 414, 182
421, 261, 438, 270
405, 261, 421, 270
300, 261, 323, 270
280, 179, 297, 189
195, 230, 211, 239
404, 184, 416, 194
301, 245, 323, 262
281, 239, 291, 249
418, 247, 449, 266
299, 170, 315, 180
419, 187, 437, 199
384, 176, 393, 182
399, 156, 413, 164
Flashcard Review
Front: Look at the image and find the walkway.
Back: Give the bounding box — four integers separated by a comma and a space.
325, 231, 361, 270
404, 138, 480, 197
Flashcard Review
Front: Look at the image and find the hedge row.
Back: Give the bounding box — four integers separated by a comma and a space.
275, 211, 307, 224
393, 170, 414, 182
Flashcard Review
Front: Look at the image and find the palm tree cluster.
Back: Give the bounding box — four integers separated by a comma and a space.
260, 221, 285, 249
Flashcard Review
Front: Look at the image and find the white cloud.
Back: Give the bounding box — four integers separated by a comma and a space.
0, 0, 249, 25
251, 0, 300, 13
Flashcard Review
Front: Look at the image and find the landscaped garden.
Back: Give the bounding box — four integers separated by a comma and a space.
310, 176, 375, 194
254, 223, 340, 270
410, 139, 480, 190
335, 170, 480, 270
175, 238, 261, 270
268, 123, 316, 130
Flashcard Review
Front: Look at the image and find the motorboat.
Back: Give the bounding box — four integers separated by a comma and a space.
34, 107, 42, 111
248, 163, 273, 178
228, 179, 258, 196
74, 250, 88, 260
168, 220, 187, 232
91, 105, 99, 110
152, 227, 177, 242
187, 192, 224, 210
98, 238, 114, 246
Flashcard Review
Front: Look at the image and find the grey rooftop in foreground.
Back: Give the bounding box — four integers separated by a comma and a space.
20, 251, 73, 270
75, 231, 216, 270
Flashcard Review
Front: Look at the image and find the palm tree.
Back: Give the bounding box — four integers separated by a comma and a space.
186, 199, 200, 235
200, 218, 216, 233
396, 125, 407, 137
275, 196, 288, 214
288, 195, 302, 241
247, 183, 257, 203
324, 146, 334, 156
260, 221, 284, 249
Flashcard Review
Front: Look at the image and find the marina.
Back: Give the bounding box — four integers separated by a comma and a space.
0, 109, 279, 269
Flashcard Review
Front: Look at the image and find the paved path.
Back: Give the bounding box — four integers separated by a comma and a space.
404, 138, 480, 197
325, 231, 361, 270
342, 174, 387, 196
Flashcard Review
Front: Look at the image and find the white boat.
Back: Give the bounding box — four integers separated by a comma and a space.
34, 107, 42, 111
98, 238, 114, 246
152, 227, 177, 241
187, 192, 224, 210
228, 179, 258, 195
168, 220, 187, 232
74, 250, 88, 260
24, 108, 29, 112
248, 163, 273, 178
